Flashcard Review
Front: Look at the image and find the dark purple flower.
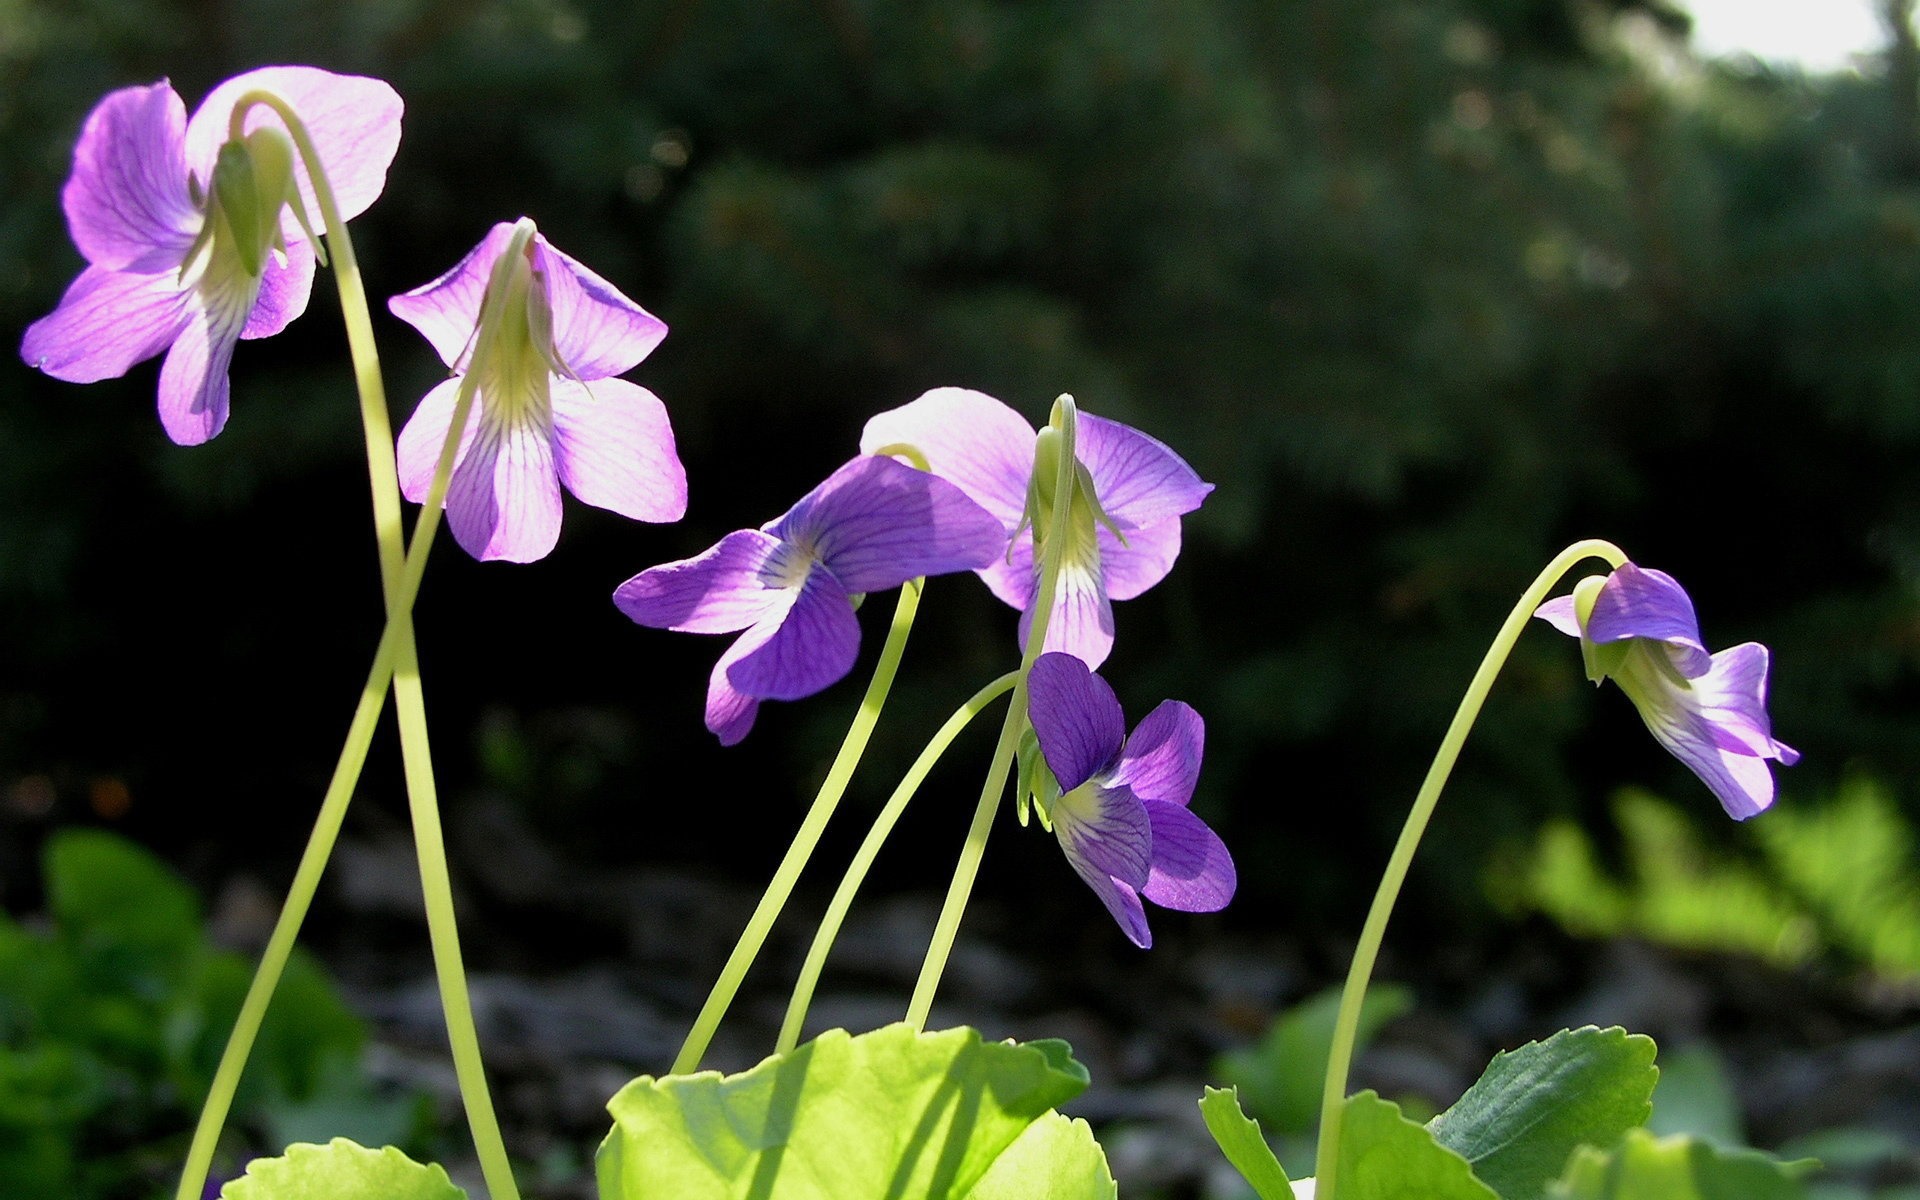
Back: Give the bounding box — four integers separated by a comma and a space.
860, 388, 1212, 668
390, 219, 686, 562
1025, 652, 1234, 947
613, 454, 1005, 744
1535, 562, 1798, 820
21, 67, 403, 444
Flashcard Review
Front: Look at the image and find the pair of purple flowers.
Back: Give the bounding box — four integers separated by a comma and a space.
21, 68, 686, 562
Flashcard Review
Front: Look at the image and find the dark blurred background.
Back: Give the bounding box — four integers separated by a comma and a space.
3, 0, 1917, 1069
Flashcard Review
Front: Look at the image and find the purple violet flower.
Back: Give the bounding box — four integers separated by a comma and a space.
390, 219, 687, 562
21, 67, 403, 444
1535, 562, 1799, 820
1025, 651, 1235, 947
860, 388, 1212, 669
613, 454, 1006, 744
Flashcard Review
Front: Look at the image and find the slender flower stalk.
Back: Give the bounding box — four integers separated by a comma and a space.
670, 579, 926, 1074
904, 395, 1084, 1030
777, 671, 1020, 1054
1310, 538, 1628, 1200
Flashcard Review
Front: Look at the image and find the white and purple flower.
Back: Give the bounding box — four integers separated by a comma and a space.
1535, 562, 1798, 820
613, 454, 1006, 744
21, 67, 403, 444
860, 388, 1212, 669
1025, 651, 1235, 947
390, 219, 687, 562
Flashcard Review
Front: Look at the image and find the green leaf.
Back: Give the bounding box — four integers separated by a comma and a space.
1333, 1091, 1499, 1200
1551, 1129, 1812, 1200
596, 1023, 1090, 1199
962, 1112, 1116, 1199
219, 1138, 465, 1200
1215, 984, 1414, 1134
1428, 1025, 1658, 1200
1648, 1044, 1745, 1146
1199, 1085, 1293, 1200
46, 830, 199, 966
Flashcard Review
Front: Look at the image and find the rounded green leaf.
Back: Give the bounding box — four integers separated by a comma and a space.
962, 1112, 1116, 1199
596, 1023, 1090, 1199
1200, 1085, 1293, 1200
219, 1138, 466, 1200
1335, 1091, 1499, 1200
1552, 1129, 1812, 1200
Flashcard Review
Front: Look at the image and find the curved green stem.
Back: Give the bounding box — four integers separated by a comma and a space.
905, 397, 1080, 1030
777, 672, 1019, 1054
672, 579, 926, 1075
1311, 538, 1627, 1200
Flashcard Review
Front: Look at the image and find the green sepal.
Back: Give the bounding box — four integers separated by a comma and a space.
209, 128, 298, 279
218, 1138, 465, 1200
1564, 575, 1627, 683
596, 1023, 1090, 1199
1017, 724, 1059, 829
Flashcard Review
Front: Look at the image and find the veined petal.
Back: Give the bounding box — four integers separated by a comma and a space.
550, 377, 687, 523
769, 455, 1004, 593
1027, 652, 1126, 791
1617, 641, 1796, 820
1140, 800, 1235, 912
979, 531, 1036, 610
706, 631, 768, 746
443, 401, 564, 562
532, 236, 668, 381
1108, 699, 1204, 807
1078, 411, 1212, 528
1055, 781, 1152, 889
239, 237, 315, 339
1019, 559, 1116, 669
395, 378, 480, 502
185, 66, 403, 233
1060, 852, 1152, 949
21, 264, 192, 383
1585, 564, 1711, 677
1690, 642, 1800, 763
1533, 594, 1583, 639
63, 80, 198, 272
390, 222, 518, 369
1099, 518, 1181, 602
858, 387, 1036, 530
613, 529, 788, 633
156, 304, 240, 445
726, 563, 862, 701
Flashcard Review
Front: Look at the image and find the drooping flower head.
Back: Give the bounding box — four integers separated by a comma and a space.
860, 388, 1212, 669
1023, 651, 1234, 947
1535, 562, 1798, 820
21, 67, 403, 444
390, 218, 687, 562
613, 454, 1005, 744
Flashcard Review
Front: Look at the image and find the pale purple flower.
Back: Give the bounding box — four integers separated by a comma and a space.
860, 388, 1212, 669
1535, 562, 1798, 820
613, 454, 1005, 744
1026, 651, 1234, 947
390, 220, 687, 562
21, 67, 403, 444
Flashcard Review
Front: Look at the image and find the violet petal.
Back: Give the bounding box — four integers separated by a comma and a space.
442, 401, 564, 562
1026, 652, 1127, 791
1533, 594, 1584, 639
389, 221, 517, 370
1108, 699, 1205, 808
156, 306, 239, 445
1078, 411, 1213, 528
1585, 563, 1711, 677
858, 386, 1036, 529
1061, 855, 1153, 949
1018, 559, 1117, 669
1099, 518, 1181, 602
395, 377, 480, 504
727, 562, 862, 701
613, 529, 788, 634
550, 377, 687, 524
239, 237, 316, 339
1140, 800, 1236, 912
769, 456, 1004, 593
63, 81, 197, 273
532, 236, 668, 381
706, 632, 766, 745
21, 264, 191, 384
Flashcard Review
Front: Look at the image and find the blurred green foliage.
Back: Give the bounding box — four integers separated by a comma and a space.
2, 0, 1917, 928
0, 829, 426, 1198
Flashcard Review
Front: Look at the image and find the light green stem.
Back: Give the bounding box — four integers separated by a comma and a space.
1310, 538, 1627, 1200
777, 672, 1020, 1054
671, 579, 926, 1075
904, 397, 1080, 1030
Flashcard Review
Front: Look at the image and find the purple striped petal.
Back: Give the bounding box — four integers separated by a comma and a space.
184, 67, 403, 233
1140, 800, 1235, 912
706, 632, 767, 746
1621, 641, 1796, 820
1586, 564, 1711, 677
1078, 411, 1212, 528
858, 387, 1036, 530
532, 237, 668, 381
1056, 782, 1153, 890
613, 529, 789, 633
156, 306, 240, 445
1108, 700, 1204, 808
239, 237, 316, 339
62, 81, 197, 273
1062, 857, 1152, 949
21, 264, 192, 383
1019, 559, 1117, 669
442, 403, 564, 562
389, 222, 517, 370
1099, 518, 1181, 602
1026, 652, 1125, 791
979, 531, 1036, 610
550, 377, 686, 523
768, 456, 1004, 593
1533, 593, 1584, 639
726, 564, 861, 700
395, 378, 480, 503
